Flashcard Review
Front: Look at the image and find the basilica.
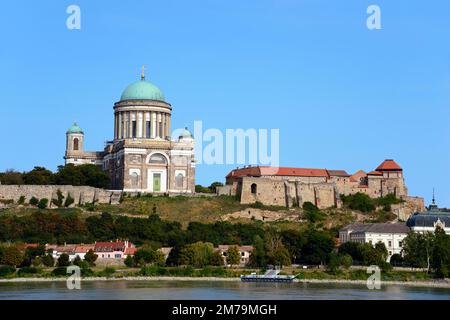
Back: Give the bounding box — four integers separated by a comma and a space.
64, 68, 196, 194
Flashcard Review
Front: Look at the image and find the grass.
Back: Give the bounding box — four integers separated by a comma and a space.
1, 194, 398, 230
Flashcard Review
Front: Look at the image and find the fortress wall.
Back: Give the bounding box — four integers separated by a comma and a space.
0, 185, 119, 207
240, 177, 287, 207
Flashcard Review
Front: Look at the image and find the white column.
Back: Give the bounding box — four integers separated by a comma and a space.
137, 112, 143, 138
151, 112, 157, 138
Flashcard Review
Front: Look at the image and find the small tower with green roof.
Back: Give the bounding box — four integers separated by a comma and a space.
66, 122, 84, 154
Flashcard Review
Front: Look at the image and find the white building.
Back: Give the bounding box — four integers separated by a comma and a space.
339, 223, 410, 262
406, 202, 450, 235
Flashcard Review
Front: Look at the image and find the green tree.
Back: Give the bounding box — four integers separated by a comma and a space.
124, 255, 135, 268
340, 254, 353, 269
431, 227, 450, 278
57, 254, 70, 267
226, 246, 241, 267
84, 250, 98, 267
179, 242, 214, 268
23, 167, 54, 185
42, 255, 54, 267
249, 235, 267, 267
265, 232, 292, 268
0, 247, 24, 267
0, 169, 23, 185
341, 193, 375, 212
32, 256, 42, 267
302, 202, 325, 223
73, 255, 82, 267
301, 229, 335, 265
208, 182, 224, 193
210, 250, 224, 266
403, 232, 434, 271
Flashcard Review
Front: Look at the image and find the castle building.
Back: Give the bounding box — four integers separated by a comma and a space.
64, 68, 196, 194
218, 159, 419, 210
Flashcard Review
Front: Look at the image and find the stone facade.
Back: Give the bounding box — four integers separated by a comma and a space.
0, 185, 121, 207
64, 70, 196, 194
220, 160, 418, 210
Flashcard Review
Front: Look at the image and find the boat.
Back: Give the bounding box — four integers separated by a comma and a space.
240, 269, 296, 283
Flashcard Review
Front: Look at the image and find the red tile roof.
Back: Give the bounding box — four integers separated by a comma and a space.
327, 170, 350, 177
227, 166, 330, 178
367, 170, 383, 176
376, 159, 402, 171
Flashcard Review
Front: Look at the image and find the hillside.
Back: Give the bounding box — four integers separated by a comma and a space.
1, 194, 397, 231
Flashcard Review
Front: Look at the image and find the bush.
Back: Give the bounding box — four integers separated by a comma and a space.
38, 198, 49, 209
0, 265, 16, 277
51, 267, 67, 276
29, 197, 39, 206
52, 189, 65, 207
42, 255, 54, 267
341, 193, 375, 213
64, 193, 75, 207
81, 268, 94, 277
18, 196, 26, 205
57, 253, 70, 267
17, 267, 41, 276
98, 267, 115, 277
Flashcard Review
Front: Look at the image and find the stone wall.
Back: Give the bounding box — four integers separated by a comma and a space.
0, 185, 122, 207
392, 196, 425, 221
239, 177, 340, 209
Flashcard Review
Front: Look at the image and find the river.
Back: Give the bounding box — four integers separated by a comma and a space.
0, 280, 449, 300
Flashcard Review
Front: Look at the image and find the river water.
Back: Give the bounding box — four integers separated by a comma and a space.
0, 280, 449, 300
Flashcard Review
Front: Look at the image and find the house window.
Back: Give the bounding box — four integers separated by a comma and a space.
388, 241, 392, 247
251, 183, 257, 194
73, 138, 79, 151
399, 241, 403, 248
115, 254, 121, 259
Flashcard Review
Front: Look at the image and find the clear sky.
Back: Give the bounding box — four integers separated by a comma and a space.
0, 1, 449, 207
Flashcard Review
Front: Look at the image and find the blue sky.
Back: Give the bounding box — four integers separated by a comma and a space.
0, 1, 449, 206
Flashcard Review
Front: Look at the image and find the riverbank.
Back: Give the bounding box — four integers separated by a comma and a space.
1, 276, 449, 289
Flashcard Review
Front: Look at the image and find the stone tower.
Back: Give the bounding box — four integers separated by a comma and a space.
66, 122, 84, 154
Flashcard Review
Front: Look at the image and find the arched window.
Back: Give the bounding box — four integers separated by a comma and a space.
176, 173, 184, 189
149, 153, 167, 164
251, 183, 257, 194
73, 138, 79, 151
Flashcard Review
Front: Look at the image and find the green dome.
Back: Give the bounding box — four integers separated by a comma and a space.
120, 79, 165, 102
179, 127, 193, 139
67, 123, 83, 134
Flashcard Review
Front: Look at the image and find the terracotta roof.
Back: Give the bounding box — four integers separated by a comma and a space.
75, 245, 95, 254
367, 170, 383, 176
227, 166, 330, 178
327, 170, 350, 177
125, 247, 138, 255
376, 159, 402, 171
94, 241, 127, 252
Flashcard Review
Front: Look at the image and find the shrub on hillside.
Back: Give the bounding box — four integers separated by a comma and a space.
341, 193, 375, 212
38, 198, 49, 209
0, 265, 16, 277
29, 197, 39, 206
